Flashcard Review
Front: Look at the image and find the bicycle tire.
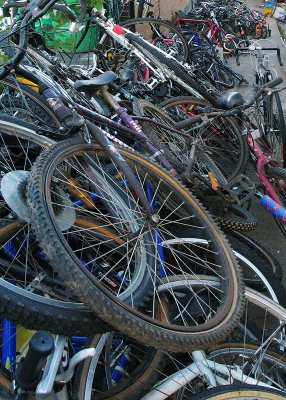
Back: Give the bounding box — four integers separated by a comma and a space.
27, 137, 244, 352
261, 25, 268, 39
131, 100, 182, 172
132, 108, 228, 182
72, 260, 286, 400
158, 96, 249, 179
207, 344, 286, 391
174, 342, 286, 399
0, 78, 60, 128
74, 266, 286, 400
73, 332, 166, 400
254, 22, 265, 39
0, 116, 110, 335
133, 100, 257, 233
140, 280, 286, 399
264, 91, 286, 168
227, 231, 283, 281
187, 384, 286, 399
199, 55, 235, 89
124, 31, 220, 106
137, 0, 145, 18
215, 204, 258, 232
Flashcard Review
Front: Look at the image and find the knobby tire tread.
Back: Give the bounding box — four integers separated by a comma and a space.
27, 138, 245, 353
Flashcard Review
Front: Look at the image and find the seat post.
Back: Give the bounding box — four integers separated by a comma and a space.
100, 86, 122, 111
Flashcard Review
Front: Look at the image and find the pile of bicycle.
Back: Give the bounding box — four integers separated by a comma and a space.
0, 0, 285, 398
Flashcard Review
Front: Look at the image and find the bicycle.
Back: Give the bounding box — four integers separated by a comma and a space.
0, 4, 258, 232
175, 10, 238, 56
156, 75, 286, 233
236, 44, 286, 167
0, 0, 245, 352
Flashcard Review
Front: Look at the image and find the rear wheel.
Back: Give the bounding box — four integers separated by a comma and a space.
159, 96, 249, 180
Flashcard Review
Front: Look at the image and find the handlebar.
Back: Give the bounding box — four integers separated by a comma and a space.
174, 77, 284, 130
0, 0, 81, 77
235, 46, 283, 66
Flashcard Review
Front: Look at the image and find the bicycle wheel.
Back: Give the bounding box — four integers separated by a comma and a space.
141, 281, 286, 399
101, 17, 189, 70
206, 344, 286, 389
27, 136, 244, 352
73, 332, 166, 400
214, 205, 257, 233
0, 116, 109, 335
186, 384, 286, 399
158, 96, 249, 180
74, 280, 286, 400
175, 344, 286, 399
0, 78, 59, 129
191, 51, 235, 90
227, 231, 283, 282
263, 91, 286, 168
73, 247, 286, 400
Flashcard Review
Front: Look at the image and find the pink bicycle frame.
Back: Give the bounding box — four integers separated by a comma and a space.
245, 130, 283, 205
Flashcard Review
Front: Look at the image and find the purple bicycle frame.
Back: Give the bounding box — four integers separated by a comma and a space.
75, 103, 177, 175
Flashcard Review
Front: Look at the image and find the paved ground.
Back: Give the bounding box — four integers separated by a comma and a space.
225, 0, 286, 286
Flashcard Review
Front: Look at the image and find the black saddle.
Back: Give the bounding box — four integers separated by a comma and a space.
74, 71, 118, 92
216, 92, 245, 110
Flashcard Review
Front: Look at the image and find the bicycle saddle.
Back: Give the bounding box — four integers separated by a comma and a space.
216, 91, 245, 110
74, 71, 118, 92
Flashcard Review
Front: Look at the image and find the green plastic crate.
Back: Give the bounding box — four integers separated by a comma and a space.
35, 0, 103, 53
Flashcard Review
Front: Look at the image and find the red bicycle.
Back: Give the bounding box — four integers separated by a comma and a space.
175, 11, 237, 55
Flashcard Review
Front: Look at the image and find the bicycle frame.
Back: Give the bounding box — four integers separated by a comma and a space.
175, 17, 226, 47
244, 128, 282, 205
94, 16, 204, 97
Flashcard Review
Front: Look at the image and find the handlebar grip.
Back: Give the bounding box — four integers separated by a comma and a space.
15, 331, 54, 391
175, 115, 203, 130
260, 195, 286, 224
263, 77, 283, 89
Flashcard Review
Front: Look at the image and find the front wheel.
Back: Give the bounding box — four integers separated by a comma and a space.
27, 137, 244, 352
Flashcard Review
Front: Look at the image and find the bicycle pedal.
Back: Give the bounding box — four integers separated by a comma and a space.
224, 174, 256, 206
